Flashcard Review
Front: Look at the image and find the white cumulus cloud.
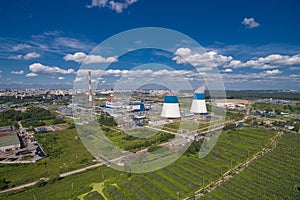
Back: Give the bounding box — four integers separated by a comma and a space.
86, 0, 138, 13
24, 52, 41, 60
225, 54, 300, 69
25, 73, 38, 77
11, 70, 24, 75
173, 48, 233, 67
263, 69, 282, 75
64, 52, 118, 64
222, 68, 233, 73
8, 52, 41, 60
29, 63, 75, 75
242, 17, 260, 29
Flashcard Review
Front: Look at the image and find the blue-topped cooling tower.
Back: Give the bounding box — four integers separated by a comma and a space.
161, 95, 181, 118
190, 88, 207, 114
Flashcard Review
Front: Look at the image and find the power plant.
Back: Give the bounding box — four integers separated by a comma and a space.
161, 95, 181, 119
83, 72, 208, 128
190, 87, 207, 114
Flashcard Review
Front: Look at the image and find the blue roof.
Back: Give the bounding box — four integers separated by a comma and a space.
194, 93, 205, 100
164, 96, 179, 103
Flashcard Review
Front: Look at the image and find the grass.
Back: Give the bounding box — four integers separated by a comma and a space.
0, 129, 94, 188
0, 126, 280, 200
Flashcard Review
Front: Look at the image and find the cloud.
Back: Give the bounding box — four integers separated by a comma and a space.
8, 52, 41, 60
289, 67, 300, 70
53, 37, 94, 52
8, 55, 23, 60
58, 77, 65, 80
75, 69, 204, 83
24, 52, 41, 60
25, 73, 38, 77
225, 54, 300, 69
262, 69, 282, 75
173, 48, 233, 67
64, 52, 118, 64
11, 70, 24, 75
12, 44, 31, 51
242, 17, 260, 29
4, 31, 96, 55
173, 48, 300, 72
222, 68, 233, 73
86, 0, 138, 13
29, 63, 75, 75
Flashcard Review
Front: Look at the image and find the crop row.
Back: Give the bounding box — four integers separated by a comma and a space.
202, 133, 300, 200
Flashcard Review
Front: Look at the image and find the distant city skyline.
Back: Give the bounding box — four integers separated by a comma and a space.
0, 0, 300, 90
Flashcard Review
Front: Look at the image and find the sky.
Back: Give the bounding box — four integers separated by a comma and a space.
0, 0, 300, 90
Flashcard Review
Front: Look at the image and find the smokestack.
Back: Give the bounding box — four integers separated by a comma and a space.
109, 88, 114, 103
88, 71, 93, 106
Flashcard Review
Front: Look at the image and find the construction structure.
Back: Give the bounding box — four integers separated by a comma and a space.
161, 95, 181, 119
190, 87, 207, 114
88, 71, 93, 107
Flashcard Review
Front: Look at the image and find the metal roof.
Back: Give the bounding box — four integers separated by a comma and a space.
0, 134, 20, 147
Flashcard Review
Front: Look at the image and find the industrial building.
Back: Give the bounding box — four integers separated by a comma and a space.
0, 131, 20, 152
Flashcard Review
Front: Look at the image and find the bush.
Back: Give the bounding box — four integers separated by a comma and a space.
0, 178, 10, 190
224, 123, 236, 131
36, 179, 47, 187
52, 118, 66, 124
147, 145, 162, 152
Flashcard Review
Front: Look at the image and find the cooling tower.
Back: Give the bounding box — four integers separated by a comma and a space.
161, 95, 181, 119
190, 87, 207, 114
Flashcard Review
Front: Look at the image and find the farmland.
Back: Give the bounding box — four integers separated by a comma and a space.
0, 127, 278, 200
201, 132, 300, 200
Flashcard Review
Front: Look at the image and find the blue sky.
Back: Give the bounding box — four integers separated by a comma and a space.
0, 0, 300, 90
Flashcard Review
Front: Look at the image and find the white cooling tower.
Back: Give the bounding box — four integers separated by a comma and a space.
190, 88, 207, 114
161, 95, 181, 119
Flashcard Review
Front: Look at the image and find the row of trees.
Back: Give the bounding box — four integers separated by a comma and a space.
0, 107, 57, 127
97, 113, 117, 127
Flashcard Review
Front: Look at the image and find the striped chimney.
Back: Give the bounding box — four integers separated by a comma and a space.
88, 71, 93, 106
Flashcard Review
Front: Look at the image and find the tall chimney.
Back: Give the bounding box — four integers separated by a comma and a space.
88, 71, 93, 106
109, 88, 114, 103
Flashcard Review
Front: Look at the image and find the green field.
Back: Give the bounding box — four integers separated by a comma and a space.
0, 127, 279, 200
0, 129, 94, 188
202, 132, 300, 200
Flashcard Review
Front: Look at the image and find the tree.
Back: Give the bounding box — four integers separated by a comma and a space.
224, 123, 236, 131
294, 123, 299, 132
0, 178, 10, 190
